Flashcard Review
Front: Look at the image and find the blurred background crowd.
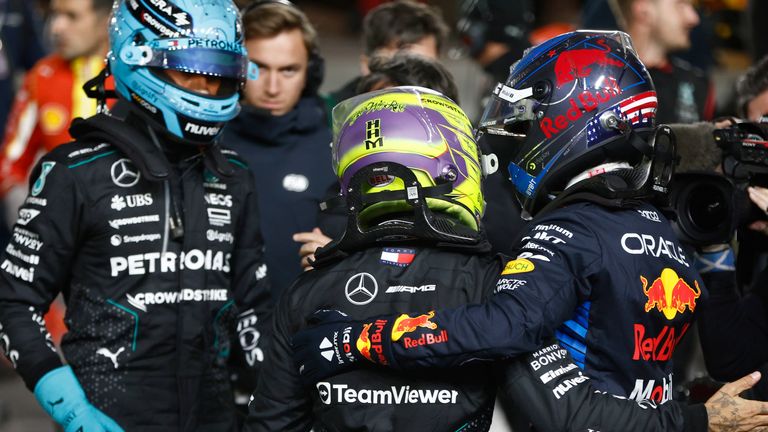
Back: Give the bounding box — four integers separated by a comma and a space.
0, 0, 767, 430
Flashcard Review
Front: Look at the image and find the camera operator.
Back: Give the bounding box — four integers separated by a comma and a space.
672, 56, 768, 400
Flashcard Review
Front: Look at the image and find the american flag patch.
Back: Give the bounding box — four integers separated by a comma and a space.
619, 91, 657, 125
380, 248, 415, 267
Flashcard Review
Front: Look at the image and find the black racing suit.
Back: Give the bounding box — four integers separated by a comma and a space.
0, 114, 272, 431
698, 269, 768, 399
247, 242, 707, 431
649, 58, 714, 124
345, 202, 705, 409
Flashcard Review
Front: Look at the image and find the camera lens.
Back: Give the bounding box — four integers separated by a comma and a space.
670, 172, 737, 246
686, 183, 729, 231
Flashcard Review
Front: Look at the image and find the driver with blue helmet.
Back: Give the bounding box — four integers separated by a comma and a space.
292, 30, 768, 431
0, 1, 271, 431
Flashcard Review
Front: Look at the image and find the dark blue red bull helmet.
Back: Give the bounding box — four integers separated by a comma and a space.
479, 30, 662, 218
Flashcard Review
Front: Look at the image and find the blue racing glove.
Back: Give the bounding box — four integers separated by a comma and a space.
293, 310, 372, 386
34, 366, 124, 432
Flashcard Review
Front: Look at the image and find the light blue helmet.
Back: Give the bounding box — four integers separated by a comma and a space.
108, 0, 258, 144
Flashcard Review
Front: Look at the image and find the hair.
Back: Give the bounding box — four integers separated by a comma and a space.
609, 0, 633, 29
362, 0, 449, 56
242, 2, 318, 54
357, 52, 459, 103
93, 0, 114, 14
736, 55, 768, 117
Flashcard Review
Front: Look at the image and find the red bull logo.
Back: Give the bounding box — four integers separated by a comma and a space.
403, 331, 449, 349
553, 39, 625, 88
391, 311, 438, 342
356, 320, 389, 364
356, 323, 373, 362
538, 88, 620, 139
633, 323, 690, 362
640, 268, 701, 320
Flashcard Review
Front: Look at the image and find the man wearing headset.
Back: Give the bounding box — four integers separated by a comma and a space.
0, 1, 271, 431
224, 0, 336, 299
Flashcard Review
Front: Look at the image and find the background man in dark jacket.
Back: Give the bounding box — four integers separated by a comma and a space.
224, 0, 336, 299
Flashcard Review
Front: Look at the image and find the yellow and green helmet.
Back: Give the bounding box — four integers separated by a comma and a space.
332, 86, 485, 232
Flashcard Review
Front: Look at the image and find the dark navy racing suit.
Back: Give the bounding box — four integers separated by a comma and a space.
0, 114, 272, 431
251, 242, 707, 431
353, 202, 705, 408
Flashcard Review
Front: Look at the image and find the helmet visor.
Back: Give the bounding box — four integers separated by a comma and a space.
141, 47, 248, 79
120, 35, 250, 80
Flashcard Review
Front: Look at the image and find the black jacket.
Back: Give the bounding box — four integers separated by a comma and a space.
246, 243, 706, 432
698, 270, 768, 399
0, 114, 272, 431
223, 97, 336, 298
650, 58, 713, 124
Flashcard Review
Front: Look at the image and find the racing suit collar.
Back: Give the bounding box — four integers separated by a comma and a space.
69, 111, 237, 180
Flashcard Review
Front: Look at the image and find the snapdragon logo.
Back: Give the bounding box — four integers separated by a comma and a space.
315, 382, 458, 405
110, 250, 230, 277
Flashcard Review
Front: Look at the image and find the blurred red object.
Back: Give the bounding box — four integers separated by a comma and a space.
44, 298, 67, 347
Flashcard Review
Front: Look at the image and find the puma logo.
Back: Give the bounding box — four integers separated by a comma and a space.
48, 397, 64, 411
96, 346, 125, 369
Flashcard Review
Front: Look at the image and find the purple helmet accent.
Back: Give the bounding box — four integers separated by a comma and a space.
332, 86, 484, 230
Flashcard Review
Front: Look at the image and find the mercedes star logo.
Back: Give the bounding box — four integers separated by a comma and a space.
345, 272, 378, 305
111, 159, 140, 188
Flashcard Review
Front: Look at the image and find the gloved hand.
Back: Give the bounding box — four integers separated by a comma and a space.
294, 309, 440, 385
293, 310, 376, 386
34, 365, 124, 432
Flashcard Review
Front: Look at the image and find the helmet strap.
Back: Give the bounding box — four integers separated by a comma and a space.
316, 162, 482, 259
82, 63, 117, 114
534, 125, 677, 218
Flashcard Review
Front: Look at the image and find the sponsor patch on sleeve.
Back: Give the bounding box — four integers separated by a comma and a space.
501, 258, 535, 275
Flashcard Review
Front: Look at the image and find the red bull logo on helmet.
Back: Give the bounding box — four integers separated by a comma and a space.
640, 268, 701, 320
538, 88, 621, 139
553, 39, 626, 88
